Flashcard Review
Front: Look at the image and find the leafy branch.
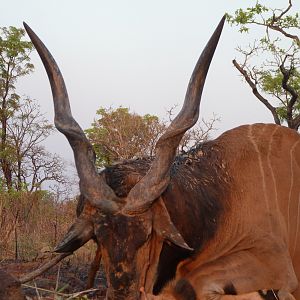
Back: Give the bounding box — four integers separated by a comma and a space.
228, 0, 300, 130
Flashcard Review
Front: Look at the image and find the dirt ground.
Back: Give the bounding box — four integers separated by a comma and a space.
0, 259, 107, 299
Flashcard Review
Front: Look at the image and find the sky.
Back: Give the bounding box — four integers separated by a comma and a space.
1, 0, 299, 165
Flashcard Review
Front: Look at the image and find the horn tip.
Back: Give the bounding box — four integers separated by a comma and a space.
53, 241, 67, 253
218, 15, 226, 30
53, 246, 66, 253
23, 22, 33, 37
53, 239, 78, 253
23, 22, 29, 30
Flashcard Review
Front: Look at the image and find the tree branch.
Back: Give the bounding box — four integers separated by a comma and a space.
269, 24, 300, 46
268, 0, 300, 45
233, 59, 281, 125
292, 114, 300, 130
272, 0, 292, 22
280, 57, 298, 128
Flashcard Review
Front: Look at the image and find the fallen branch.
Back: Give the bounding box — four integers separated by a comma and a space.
19, 252, 72, 284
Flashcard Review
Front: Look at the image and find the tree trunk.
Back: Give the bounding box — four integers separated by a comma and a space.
1, 116, 13, 190
14, 218, 18, 261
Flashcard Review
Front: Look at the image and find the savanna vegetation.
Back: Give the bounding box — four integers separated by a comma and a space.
0, 25, 99, 299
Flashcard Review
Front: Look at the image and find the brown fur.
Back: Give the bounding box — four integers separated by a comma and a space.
0, 269, 25, 300
145, 124, 300, 299
77, 124, 300, 299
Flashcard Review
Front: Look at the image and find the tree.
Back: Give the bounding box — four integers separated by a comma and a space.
0, 97, 68, 258
7, 98, 66, 191
0, 26, 34, 188
227, 0, 300, 130
0, 27, 67, 191
86, 106, 219, 166
85, 107, 166, 166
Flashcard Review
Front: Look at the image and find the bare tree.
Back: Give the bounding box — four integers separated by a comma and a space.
166, 105, 220, 153
24, 146, 67, 192
5, 98, 66, 191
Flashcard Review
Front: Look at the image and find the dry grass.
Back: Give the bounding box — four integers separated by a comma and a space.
0, 191, 106, 299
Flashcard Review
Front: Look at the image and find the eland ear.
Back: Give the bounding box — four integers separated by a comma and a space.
152, 198, 193, 251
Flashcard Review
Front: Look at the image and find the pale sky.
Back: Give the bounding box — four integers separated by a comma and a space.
2, 0, 298, 164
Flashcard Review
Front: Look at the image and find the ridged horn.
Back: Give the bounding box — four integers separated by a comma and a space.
23, 22, 121, 214
123, 16, 226, 215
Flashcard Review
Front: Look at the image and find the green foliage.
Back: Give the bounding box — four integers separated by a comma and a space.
0, 26, 34, 108
85, 106, 165, 166
269, 12, 300, 29
0, 27, 65, 191
227, 3, 269, 33
227, 2, 299, 32
260, 70, 284, 94
0, 26, 35, 189
260, 68, 300, 96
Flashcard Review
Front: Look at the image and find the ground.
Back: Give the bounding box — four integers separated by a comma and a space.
0, 260, 107, 299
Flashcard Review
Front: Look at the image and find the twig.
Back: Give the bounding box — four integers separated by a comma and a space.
22, 284, 99, 298
272, 0, 292, 22
55, 263, 61, 292
54, 263, 61, 300
33, 281, 41, 300
66, 288, 100, 300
